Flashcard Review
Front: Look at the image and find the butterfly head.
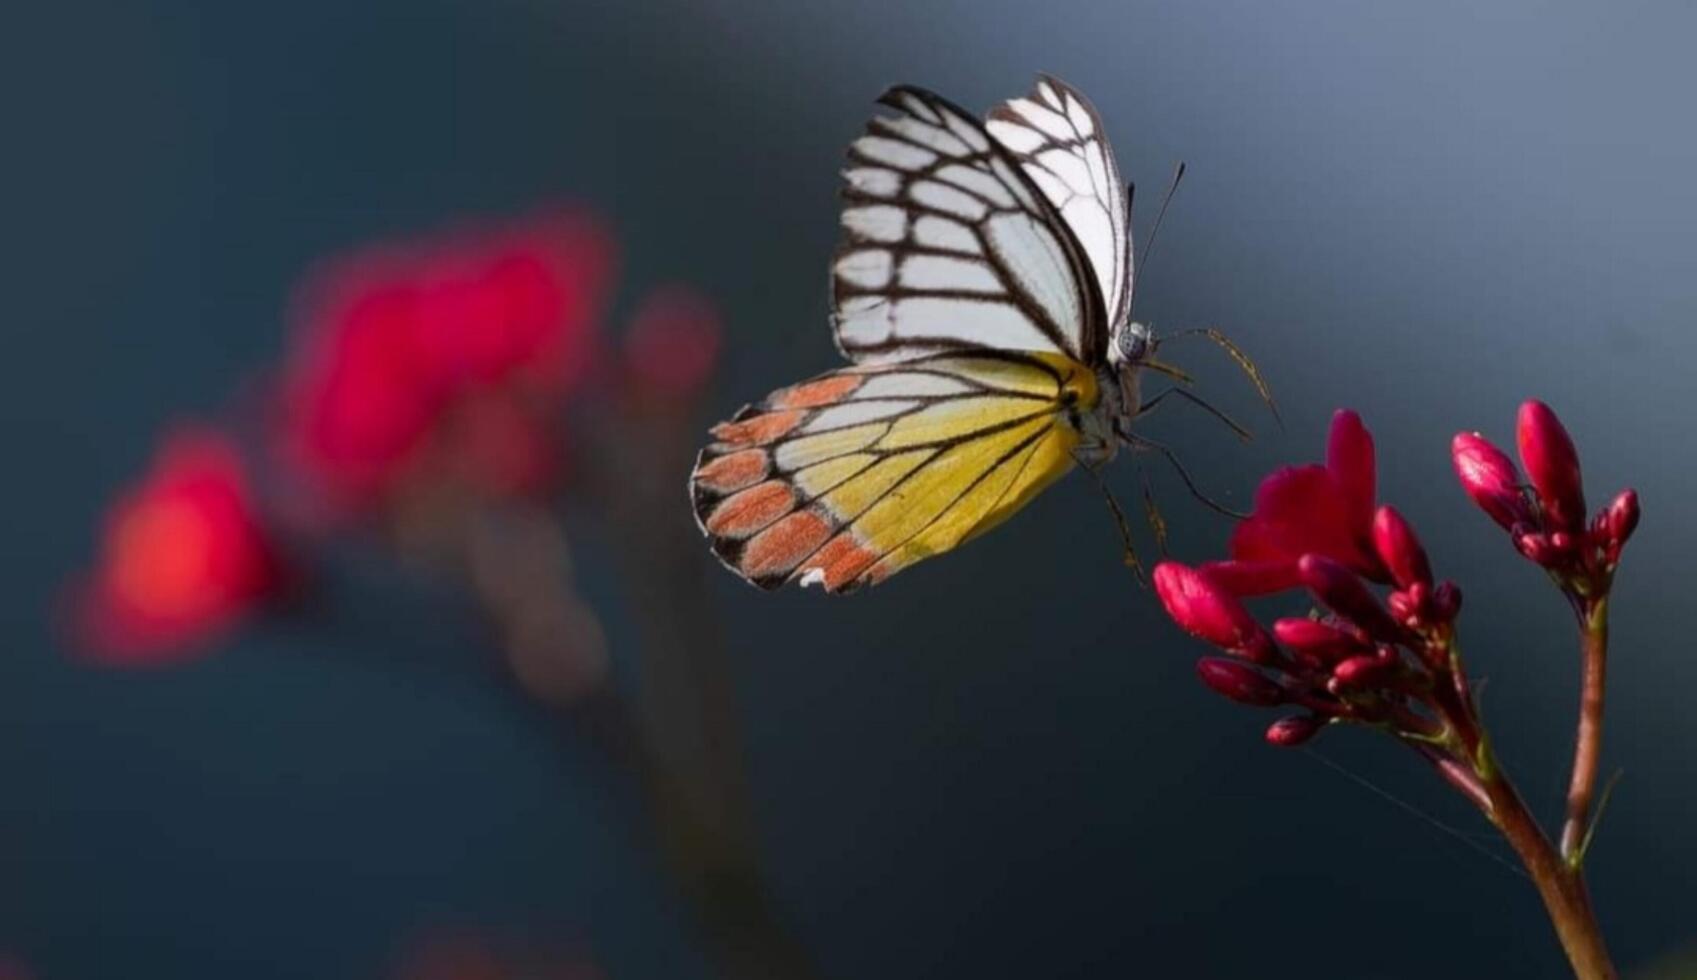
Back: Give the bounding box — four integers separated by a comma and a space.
1110, 320, 1153, 368
1098, 320, 1154, 445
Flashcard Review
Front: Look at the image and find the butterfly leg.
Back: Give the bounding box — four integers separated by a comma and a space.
1071, 449, 1145, 584
1137, 387, 1254, 441
1139, 467, 1170, 557
1119, 429, 1249, 520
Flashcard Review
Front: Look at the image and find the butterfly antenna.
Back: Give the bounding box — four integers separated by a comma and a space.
1072, 450, 1145, 583
1126, 162, 1186, 324
1155, 325, 1282, 427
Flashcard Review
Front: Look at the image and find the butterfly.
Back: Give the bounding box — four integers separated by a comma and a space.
691, 75, 1172, 593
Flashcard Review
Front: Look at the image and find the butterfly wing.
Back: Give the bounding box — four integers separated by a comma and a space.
690, 351, 1097, 592
986, 75, 1133, 332
834, 86, 1108, 367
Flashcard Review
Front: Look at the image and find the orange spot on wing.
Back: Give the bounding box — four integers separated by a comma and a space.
774, 374, 863, 409
800, 532, 878, 591
706, 480, 796, 538
741, 509, 834, 579
694, 449, 770, 494
711, 410, 803, 448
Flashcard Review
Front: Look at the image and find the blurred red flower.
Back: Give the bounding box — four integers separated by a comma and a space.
74, 427, 284, 664
278, 210, 615, 509
622, 283, 723, 399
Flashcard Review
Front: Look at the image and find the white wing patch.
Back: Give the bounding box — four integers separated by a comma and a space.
833, 85, 1103, 365
899, 254, 1002, 292
986, 76, 1132, 333
842, 205, 907, 243
912, 215, 980, 254
845, 167, 902, 198
834, 249, 893, 289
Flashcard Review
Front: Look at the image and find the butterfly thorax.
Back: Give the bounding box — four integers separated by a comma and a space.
1074, 319, 1151, 465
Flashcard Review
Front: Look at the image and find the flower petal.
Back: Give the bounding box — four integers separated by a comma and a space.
1230, 465, 1379, 574
1326, 409, 1376, 533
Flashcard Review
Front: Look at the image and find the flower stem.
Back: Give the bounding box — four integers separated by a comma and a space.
1560, 597, 1610, 863
1477, 744, 1617, 979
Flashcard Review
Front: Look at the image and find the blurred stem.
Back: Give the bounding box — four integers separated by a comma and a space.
1559, 597, 1609, 864
589, 398, 818, 980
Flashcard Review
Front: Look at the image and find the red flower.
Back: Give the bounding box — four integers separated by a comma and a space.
280, 277, 445, 504
277, 209, 615, 510
412, 213, 615, 395
73, 428, 284, 664
1221, 409, 1386, 592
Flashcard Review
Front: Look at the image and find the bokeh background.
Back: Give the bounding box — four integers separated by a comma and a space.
6, 0, 1697, 976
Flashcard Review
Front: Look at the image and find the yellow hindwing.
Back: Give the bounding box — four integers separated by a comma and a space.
691, 350, 1099, 592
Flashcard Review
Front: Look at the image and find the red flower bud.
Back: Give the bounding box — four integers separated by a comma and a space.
1196, 559, 1300, 597
1272, 618, 1364, 663
1331, 654, 1388, 688
1153, 562, 1274, 661
1431, 581, 1463, 621
1452, 432, 1531, 531
1604, 489, 1640, 547
1265, 715, 1326, 747
1387, 590, 1417, 624
1517, 400, 1586, 533
1196, 657, 1288, 706
1297, 554, 1403, 642
1371, 506, 1432, 590
1513, 528, 1562, 567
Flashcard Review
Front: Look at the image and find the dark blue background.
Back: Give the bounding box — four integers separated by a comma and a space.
6, 1, 1696, 976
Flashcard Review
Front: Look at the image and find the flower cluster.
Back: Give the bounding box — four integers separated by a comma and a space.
67, 205, 722, 674
1453, 400, 1638, 604
1154, 403, 1637, 750
1153, 399, 1639, 977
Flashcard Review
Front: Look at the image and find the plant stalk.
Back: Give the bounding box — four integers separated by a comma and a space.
1477, 746, 1617, 980
1560, 597, 1610, 863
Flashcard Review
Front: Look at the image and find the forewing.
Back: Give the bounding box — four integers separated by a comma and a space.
690, 351, 1089, 592
834, 86, 1106, 366
986, 75, 1132, 334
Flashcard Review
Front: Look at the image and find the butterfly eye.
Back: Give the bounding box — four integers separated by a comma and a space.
1116, 324, 1151, 364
